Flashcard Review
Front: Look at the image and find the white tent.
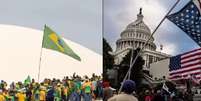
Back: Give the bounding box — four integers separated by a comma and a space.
0, 24, 102, 83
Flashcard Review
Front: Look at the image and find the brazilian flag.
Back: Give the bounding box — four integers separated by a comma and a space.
42, 25, 81, 61
24, 75, 31, 85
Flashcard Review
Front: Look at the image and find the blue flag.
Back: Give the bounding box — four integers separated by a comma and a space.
167, 0, 201, 46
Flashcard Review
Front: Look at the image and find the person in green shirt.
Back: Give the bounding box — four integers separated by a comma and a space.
54, 84, 61, 101
33, 85, 40, 101
82, 79, 92, 101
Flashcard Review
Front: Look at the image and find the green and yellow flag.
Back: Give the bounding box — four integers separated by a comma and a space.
24, 75, 31, 85
42, 25, 81, 61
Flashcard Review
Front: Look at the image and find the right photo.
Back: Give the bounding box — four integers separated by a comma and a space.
103, 0, 201, 101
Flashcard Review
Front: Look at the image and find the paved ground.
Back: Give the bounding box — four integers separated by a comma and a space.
193, 95, 201, 101
81, 99, 102, 101
80, 98, 102, 101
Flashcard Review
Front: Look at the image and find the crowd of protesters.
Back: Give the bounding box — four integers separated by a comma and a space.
103, 80, 196, 101
0, 73, 102, 101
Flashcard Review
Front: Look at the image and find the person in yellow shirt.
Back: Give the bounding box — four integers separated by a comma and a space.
39, 86, 46, 101
16, 91, 26, 101
0, 90, 5, 101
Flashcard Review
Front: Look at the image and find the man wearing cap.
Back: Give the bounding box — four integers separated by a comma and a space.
108, 80, 138, 101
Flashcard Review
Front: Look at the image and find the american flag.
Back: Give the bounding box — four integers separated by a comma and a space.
167, 0, 201, 46
169, 48, 201, 81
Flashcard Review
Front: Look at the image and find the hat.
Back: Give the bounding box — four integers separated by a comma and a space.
122, 80, 136, 94
103, 82, 110, 88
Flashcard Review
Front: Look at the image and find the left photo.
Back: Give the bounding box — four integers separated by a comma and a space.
0, 0, 102, 101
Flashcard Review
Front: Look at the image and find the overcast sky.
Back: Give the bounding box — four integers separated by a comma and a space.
0, 25, 102, 83
0, 0, 102, 54
104, 0, 200, 55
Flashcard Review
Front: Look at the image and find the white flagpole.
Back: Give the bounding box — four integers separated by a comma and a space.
118, 0, 180, 94
37, 25, 46, 82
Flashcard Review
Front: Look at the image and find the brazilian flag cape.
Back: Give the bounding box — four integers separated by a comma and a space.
42, 25, 81, 61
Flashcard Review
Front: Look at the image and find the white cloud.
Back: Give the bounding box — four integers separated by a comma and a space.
121, 0, 167, 31
105, 0, 198, 55
156, 42, 178, 55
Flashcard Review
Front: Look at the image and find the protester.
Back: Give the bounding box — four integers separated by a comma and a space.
0, 73, 102, 101
144, 90, 153, 101
82, 79, 93, 101
108, 80, 138, 101
15, 90, 26, 101
152, 90, 164, 101
0, 90, 5, 101
103, 81, 113, 101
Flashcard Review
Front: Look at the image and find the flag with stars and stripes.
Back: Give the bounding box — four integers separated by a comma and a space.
167, 0, 201, 46
169, 48, 201, 82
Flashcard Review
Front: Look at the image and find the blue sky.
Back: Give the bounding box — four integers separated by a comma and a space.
104, 0, 200, 55
0, 0, 102, 54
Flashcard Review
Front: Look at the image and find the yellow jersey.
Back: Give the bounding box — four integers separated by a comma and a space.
16, 93, 26, 101
39, 90, 46, 101
0, 95, 5, 101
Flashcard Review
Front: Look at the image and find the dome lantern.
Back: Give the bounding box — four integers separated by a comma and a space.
137, 8, 143, 21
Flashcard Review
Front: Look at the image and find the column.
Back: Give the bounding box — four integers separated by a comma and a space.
120, 42, 123, 49
147, 54, 149, 67
122, 41, 125, 49
146, 54, 148, 67
118, 42, 120, 50
124, 41, 126, 48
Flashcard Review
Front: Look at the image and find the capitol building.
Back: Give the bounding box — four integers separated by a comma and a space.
113, 9, 171, 70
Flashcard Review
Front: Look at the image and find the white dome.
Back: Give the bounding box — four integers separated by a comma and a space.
0, 24, 102, 83
116, 9, 156, 52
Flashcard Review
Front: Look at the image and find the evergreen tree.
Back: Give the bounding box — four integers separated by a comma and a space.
103, 38, 114, 81
118, 48, 145, 89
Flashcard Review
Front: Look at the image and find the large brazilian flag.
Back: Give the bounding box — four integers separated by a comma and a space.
42, 25, 81, 61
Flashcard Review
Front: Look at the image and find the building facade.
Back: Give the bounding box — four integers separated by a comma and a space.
113, 9, 171, 70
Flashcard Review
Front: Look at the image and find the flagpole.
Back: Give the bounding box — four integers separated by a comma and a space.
37, 25, 45, 83
118, 0, 180, 94
128, 48, 134, 80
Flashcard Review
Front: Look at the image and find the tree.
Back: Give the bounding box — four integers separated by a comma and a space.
103, 38, 114, 81
118, 48, 145, 89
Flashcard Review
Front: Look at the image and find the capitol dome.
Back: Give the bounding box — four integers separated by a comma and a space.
116, 8, 156, 52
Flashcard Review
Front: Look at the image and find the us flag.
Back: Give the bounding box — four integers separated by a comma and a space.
167, 0, 201, 46
169, 48, 201, 81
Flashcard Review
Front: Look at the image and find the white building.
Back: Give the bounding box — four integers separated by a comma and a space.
0, 24, 102, 83
113, 9, 171, 70
149, 58, 170, 80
